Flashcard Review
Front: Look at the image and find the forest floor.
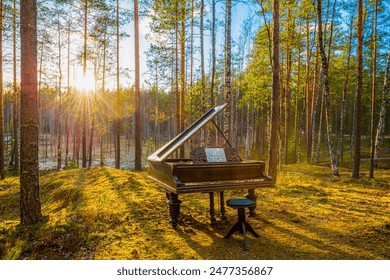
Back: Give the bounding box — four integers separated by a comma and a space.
0, 163, 389, 260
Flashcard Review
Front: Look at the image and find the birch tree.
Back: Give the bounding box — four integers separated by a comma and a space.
317, 0, 339, 176
374, 50, 390, 163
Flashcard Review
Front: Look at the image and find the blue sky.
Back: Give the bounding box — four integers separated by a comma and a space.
120, 1, 253, 89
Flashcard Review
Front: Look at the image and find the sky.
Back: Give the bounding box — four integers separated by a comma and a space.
1, 0, 254, 91
119, 1, 253, 89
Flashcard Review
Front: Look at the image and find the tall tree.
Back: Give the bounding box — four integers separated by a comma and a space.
134, 0, 141, 171
338, 13, 353, 162
12, 0, 19, 170
284, 0, 293, 164
224, 0, 232, 143
305, 1, 312, 163
352, 0, 363, 178
0, 0, 4, 179
115, 0, 121, 169
317, 0, 339, 176
369, 0, 378, 178
374, 50, 390, 163
200, 0, 205, 146
179, 0, 185, 157
56, 6, 63, 171
82, 0, 88, 168
268, 0, 280, 181
20, 0, 42, 225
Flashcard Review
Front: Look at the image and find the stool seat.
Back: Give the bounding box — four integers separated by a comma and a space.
224, 198, 259, 250
226, 198, 255, 208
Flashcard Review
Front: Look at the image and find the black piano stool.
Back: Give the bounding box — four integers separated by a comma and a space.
224, 198, 260, 250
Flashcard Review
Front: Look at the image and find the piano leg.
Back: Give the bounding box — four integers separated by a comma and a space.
246, 189, 258, 217
219, 191, 226, 219
209, 192, 217, 224
167, 193, 181, 227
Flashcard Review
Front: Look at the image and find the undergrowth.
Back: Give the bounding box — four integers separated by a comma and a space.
0, 165, 389, 260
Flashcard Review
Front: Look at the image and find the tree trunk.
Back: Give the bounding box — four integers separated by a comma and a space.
56, 11, 62, 171
268, 0, 280, 182
134, 0, 142, 170
293, 42, 301, 164
338, 14, 353, 162
352, 0, 363, 178
305, 7, 312, 164
179, 0, 186, 157
210, 0, 216, 146
20, 0, 42, 225
224, 0, 232, 143
369, 0, 378, 178
12, 0, 19, 170
0, 0, 4, 179
189, 0, 194, 149
82, 0, 88, 168
200, 0, 206, 147
310, 40, 319, 164
317, 0, 339, 176
284, 1, 293, 164
374, 50, 390, 163
115, 0, 121, 169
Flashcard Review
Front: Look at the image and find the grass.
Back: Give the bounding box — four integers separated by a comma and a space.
0, 164, 389, 260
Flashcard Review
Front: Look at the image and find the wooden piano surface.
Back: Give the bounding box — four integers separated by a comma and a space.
148, 159, 273, 194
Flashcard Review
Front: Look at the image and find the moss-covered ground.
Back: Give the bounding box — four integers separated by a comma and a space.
0, 164, 389, 259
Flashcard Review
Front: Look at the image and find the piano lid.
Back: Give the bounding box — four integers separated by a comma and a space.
147, 103, 227, 162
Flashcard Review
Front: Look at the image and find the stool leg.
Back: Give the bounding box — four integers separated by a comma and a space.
242, 222, 249, 250
244, 221, 260, 238
224, 220, 241, 239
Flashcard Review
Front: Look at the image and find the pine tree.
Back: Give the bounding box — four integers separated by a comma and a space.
20, 0, 42, 225
268, 0, 280, 182
352, 0, 363, 179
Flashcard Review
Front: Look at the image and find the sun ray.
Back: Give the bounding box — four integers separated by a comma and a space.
74, 71, 96, 93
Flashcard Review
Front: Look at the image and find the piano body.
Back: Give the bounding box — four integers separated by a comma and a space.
147, 104, 274, 226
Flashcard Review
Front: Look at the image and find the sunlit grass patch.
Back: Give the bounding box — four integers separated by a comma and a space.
0, 164, 389, 259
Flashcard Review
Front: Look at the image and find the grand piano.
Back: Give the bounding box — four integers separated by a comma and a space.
147, 104, 274, 226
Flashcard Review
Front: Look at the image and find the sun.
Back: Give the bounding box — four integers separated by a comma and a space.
74, 71, 96, 93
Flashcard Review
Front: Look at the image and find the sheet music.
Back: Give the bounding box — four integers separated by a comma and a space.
205, 148, 227, 162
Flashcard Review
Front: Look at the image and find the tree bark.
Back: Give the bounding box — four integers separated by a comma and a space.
0, 0, 4, 179
268, 0, 280, 182
305, 6, 312, 163
338, 14, 353, 162
284, 0, 293, 164
352, 0, 363, 178
374, 50, 390, 163
134, 0, 142, 170
200, 0, 206, 147
369, 0, 378, 178
20, 0, 42, 225
317, 0, 339, 176
82, 0, 88, 168
209, 0, 216, 146
56, 10, 62, 171
179, 0, 186, 157
224, 0, 232, 143
115, 0, 121, 169
12, 0, 19, 170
